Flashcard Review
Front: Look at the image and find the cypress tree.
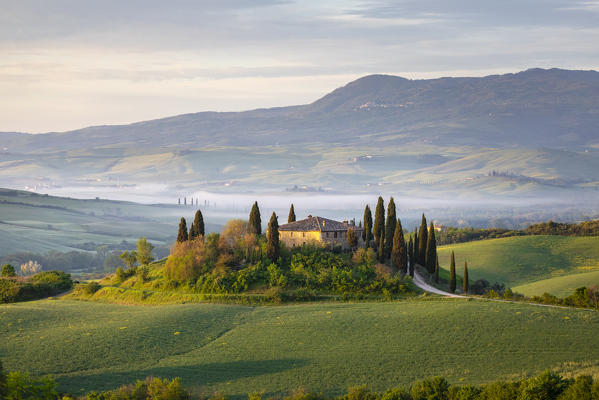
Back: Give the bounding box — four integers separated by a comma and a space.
407, 236, 414, 275
449, 251, 456, 293
193, 209, 205, 237
373, 196, 385, 249
425, 221, 437, 274
463, 261, 469, 293
189, 223, 195, 240
177, 217, 188, 242
413, 229, 418, 264
363, 205, 373, 248
249, 201, 262, 235
391, 218, 407, 273
266, 212, 280, 262
434, 254, 440, 284
418, 214, 428, 265
377, 235, 385, 263
384, 197, 397, 260
288, 204, 296, 223
347, 228, 358, 250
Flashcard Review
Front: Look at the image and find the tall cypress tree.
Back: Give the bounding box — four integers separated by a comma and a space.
194, 209, 205, 237
417, 214, 428, 265
407, 236, 414, 276
425, 221, 437, 274
384, 197, 397, 260
266, 212, 279, 262
413, 229, 418, 265
249, 201, 262, 235
177, 217, 188, 243
434, 254, 440, 284
288, 204, 296, 223
463, 261, 469, 293
449, 251, 456, 293
189, 209, 204, 239
392, 218, 407, 273
373, 196, 385, 249
363, 205, 373, 248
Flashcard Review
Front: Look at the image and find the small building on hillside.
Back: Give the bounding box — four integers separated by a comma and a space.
278, 215, 363, 250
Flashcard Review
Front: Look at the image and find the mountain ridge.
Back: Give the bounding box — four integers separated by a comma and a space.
2, 67, 598, 152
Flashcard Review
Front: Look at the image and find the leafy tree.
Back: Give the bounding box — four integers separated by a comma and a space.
347, 228, 358, 250
425, 221, 437, 274
363, 205, 373, 248
1, 264, 16, 277
266, 212, 279, 262
177, 217, 188, 242
411, 376, 450, 400
463, 261, 469, 293
449, 251, 456, 293
119, 251, 137, 269
384, 197, 397, 260
288, 204, 296, 223
518, 370, 567, 400
558, 375, 594, 400
190, 209, 205, 239
391, 218, 407, 273
249, 201, 262, 235
417, 214, 428, 265
373, 196, 385, 249
136, 237, 155, 265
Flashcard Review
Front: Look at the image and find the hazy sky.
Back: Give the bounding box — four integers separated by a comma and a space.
2, 0, 598, 133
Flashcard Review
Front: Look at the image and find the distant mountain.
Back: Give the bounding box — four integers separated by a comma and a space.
3, 68, 599, 152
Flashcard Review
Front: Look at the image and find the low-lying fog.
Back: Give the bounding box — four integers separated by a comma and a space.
40, 185, 599, 229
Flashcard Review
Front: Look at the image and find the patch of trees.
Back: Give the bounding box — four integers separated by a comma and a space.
150, 201, 420, 299
525, 219, 599, 236
0, 269, 72, 303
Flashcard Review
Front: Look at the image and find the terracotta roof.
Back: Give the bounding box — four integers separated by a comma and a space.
279, 216, 362, 232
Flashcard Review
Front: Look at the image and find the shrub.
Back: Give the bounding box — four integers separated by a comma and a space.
84, 281, 101, 295
518, 370, 566, 400
1, 264, 16, 277
411, 376, 450, 400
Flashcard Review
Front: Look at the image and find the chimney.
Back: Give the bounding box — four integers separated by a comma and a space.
350, 219, 355, 226
343, 219, 348, 224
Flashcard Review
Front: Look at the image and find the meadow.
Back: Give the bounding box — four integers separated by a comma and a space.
437, 235, 599, 295
1, 298, 599, 398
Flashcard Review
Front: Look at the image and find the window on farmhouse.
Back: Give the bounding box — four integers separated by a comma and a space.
334, 232, 338, 238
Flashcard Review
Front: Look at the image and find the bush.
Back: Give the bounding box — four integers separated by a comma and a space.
84, 281, 101, 295
1, 264, 16, 277
411, 377, 450, 400
1, 271, 72, 303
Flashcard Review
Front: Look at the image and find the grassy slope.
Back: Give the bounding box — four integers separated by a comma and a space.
2, 299, 599, 397
513, 270, 599, 297
0, 190, 219, 255
437, 236, 599, 293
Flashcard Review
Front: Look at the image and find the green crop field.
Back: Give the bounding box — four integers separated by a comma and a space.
1, 299, 599, 398
437, 235, 599, 294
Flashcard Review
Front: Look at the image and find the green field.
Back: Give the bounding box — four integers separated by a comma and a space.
437, 235, 599, 295
1, 299, 599, 398
513, 270, 599, 297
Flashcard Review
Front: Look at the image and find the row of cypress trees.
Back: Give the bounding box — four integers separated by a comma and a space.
447, 250, 470, 293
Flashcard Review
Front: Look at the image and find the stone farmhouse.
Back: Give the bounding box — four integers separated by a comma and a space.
278, 215, 363, 250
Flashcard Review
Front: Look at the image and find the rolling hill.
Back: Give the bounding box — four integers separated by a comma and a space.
437, 235, 599, 295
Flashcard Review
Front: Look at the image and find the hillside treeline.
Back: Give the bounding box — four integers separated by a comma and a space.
2, 362, 598, 400
437, 219, 599, 245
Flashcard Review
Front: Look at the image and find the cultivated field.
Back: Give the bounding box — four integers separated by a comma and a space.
437, 235, 599, 294
1, 298, 598, 398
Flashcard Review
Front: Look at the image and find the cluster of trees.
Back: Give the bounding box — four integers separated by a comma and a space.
113, 237, 155, 283
525, 219, 599, 236
0, 268, 73, 303
3, 363, 598, 400
361, 198, 438, 279
154, 202, 417, 298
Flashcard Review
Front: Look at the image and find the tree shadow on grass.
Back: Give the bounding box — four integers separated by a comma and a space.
56, 358, 308, 394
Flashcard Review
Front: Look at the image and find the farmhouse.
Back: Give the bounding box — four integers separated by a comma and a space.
279, 215, 363, 250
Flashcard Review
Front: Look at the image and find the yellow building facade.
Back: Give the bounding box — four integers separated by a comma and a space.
278, 215, 363, 250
